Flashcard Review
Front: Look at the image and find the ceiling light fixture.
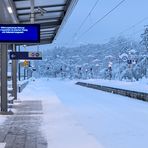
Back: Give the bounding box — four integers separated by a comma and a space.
7, 6, 13, 14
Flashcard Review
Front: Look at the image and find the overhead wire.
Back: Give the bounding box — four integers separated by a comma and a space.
75, 0, 101, 34
99, 28, 145, 53
119, 16, 148, 35
67, 24, 145, 47
68, 0, 101, 44
66, 0, 148, 48
100, 16, 148, 43
77, 0, 126, 40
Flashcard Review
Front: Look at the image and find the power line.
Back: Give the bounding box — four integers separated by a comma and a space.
100, 28, 144, 51
67, 0, 148, 47
119, 16, 148, 35
67, 24, 146, 47
69, 0, 101, 43
77, 0, 126, 40
64, 26, 143, 48
101, 16, 148, 43
75, 0, 101, 34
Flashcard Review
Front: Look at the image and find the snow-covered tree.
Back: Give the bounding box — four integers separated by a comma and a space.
141, 26, 148, 51
33, 35, 147, 81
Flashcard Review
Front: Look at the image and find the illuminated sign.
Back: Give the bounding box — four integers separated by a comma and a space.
28, 52, 42, 58
10, 52, 42, 60
0, 24, 40, 43
23, 60, 29, 67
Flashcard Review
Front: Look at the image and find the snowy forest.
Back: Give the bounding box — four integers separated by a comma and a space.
35, 26, 148, 81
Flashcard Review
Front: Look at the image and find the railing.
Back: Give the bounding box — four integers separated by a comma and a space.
18, 81, 29, 93
76, 82, 148, 102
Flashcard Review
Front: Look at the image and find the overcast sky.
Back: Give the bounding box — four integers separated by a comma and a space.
54, 0, 148, 47
26, 0, 148, 50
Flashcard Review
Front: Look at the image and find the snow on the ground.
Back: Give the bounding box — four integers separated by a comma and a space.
80, 78, 148, 93
17, 79, 29, 85
0, 143, 6, 148
19, 78, 148, 148
0, 116, 6, 126
18, 79, 103, 148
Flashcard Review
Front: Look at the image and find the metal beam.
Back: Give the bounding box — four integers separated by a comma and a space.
20, 17, 62, 23
16, 4, 66, 11
40, 30, 55, 32
30, 0, 35, 23
41, 35, 54, 38
1, 44, 8, 112
40, 32, 54, 35
18, 10, 64, 16
13, 0, 29, 1
36, 17, 62, 21
40, 25, 58, 29
41, 35, 53, 38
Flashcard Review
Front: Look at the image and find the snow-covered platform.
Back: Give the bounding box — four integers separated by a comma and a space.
0, 79, 103, 148
0, 100, 47, 148
1, 78, 148, 148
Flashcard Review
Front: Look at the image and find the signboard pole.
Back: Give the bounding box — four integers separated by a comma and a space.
12, 44, 17, 100
18, 46, 21, 81
1, 44, 8, 112
24, 68, 26, 80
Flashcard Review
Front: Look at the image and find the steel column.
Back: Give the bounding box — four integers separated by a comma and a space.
1, 44, 8, 112
12, 44, 17, 100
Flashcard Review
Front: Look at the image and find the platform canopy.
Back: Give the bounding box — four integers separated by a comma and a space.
3, 0, 78, 45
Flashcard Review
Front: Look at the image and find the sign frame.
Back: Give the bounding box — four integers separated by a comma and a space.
10, 51, 42, 60
0, 24, 40, 43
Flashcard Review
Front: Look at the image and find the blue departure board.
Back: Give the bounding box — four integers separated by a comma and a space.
0, 24, 40, 43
